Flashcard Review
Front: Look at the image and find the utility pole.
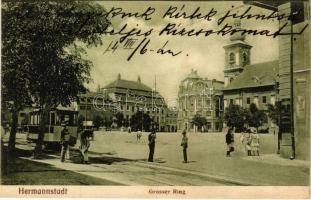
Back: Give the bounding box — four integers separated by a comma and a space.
289, 13, 296, 159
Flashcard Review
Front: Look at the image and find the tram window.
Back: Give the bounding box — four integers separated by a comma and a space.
51, 113, 56, 125
69, 114, 74, 125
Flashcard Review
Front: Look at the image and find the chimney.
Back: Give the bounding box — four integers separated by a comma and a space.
117, 73, 121, 80
137, 75, 141, 83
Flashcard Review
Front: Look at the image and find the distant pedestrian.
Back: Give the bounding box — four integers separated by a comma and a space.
128, 126, 131, 133
180, 130, 188, 163
60, 122, 70, 162
137, 130, 142, 141
148, 130, 156, 162
79, 129, 91, 164
250, 128, 260, 156
225, 128, 234, 157
241, 129, 252, 156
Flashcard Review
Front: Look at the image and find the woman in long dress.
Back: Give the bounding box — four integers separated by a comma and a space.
79, 129, 91, 164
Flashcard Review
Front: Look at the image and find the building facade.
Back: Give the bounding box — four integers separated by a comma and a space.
101, 74, 174, 132
177, 69, 224, 132
223, 61, 279, 111
248, 1, 310, 160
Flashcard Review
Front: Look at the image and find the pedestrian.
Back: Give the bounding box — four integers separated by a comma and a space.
137, 130, 142, 141
79, 129, 91, 164
60, 122, 70, 162
180, 130, 188, 163
225, 128, 234, 157
148, 130, 156, 162
241, 129, 252, 156
250, 128, 260, 156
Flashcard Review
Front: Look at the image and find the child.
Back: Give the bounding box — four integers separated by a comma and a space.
250, 128, 260, 156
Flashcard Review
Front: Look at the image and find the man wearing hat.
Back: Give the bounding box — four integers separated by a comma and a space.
181, 129, 188, 163
148, 130, 156, 162
60, 121, 70, 162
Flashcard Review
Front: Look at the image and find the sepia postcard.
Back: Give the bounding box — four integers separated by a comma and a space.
0, 0, 310, 198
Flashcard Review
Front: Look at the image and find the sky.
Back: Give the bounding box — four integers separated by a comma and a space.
84, 1, 279, 107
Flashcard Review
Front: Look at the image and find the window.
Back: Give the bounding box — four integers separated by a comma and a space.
270, 95, 276, 105
50, 113, 56, 125
235, 98, 240, 105
247, 97, 251, 104
131, 106, 134, 112
230, 77, 234, 83
262, 96, 267, 104
80, 105, 85, 110
127, 105, 129, 111
229, 99, 233, 105
229, 52, 235, 64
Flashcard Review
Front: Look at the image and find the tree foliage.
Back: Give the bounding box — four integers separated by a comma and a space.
191, 114, 207, 131
130, 111, 153, 132
247, 103, 268, 129
267, 102, 282, 126
224, 104, 249, 132
115, 112, 124, 128
93, 115, 103, 129
2, 2, 110, 156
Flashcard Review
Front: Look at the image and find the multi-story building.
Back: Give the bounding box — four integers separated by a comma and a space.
77, 91, 112, 122
177, 69, 224, 132
102, 74, 170, 132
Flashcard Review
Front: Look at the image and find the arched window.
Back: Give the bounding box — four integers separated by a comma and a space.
229, 52, 235, 64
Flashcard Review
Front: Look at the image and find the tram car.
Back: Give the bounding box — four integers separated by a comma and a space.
26, 106, 79, 148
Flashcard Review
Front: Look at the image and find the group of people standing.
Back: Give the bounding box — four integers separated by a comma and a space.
225, 127, 260, 157
147, 129, 188, 163
60, 122, 92, 164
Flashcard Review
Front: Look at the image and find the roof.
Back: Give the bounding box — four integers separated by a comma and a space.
104, 79, 152, 92
223, 60, 278, 90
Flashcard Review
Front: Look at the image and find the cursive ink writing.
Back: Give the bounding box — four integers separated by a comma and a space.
163, 5, 217, 21
105, 7, 156, 20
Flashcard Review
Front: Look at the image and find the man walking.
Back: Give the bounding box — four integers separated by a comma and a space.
60, 122, 70, 162
148, 130, 156, 162
225, 128, 234, 157
181, 130, 188, 163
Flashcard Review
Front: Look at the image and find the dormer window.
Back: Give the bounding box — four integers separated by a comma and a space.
229, 52, 235, 64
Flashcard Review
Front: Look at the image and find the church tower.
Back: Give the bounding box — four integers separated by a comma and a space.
223, 20, 252, 87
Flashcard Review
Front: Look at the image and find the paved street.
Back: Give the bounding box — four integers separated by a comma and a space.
6, 131, 310, 186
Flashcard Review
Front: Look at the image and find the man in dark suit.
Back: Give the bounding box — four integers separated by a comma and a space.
148, 130, 156, 162
181, 130, 188, 163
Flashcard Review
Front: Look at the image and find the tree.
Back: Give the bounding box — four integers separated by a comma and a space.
2, 3, 33, 152
115, 112, 124, 128
224, 104, 249, 132
267, 101, 282, 127
130, 111, 153, 131
2, 2, 110, 157
93, 115, 103, 130
191, 114, 207, 132
247, 103, 268, 130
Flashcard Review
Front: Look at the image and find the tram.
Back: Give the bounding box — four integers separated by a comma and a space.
26, 106, 79, 147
